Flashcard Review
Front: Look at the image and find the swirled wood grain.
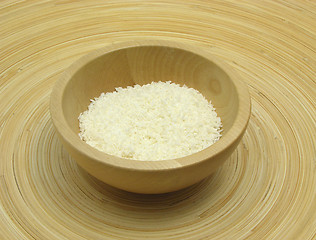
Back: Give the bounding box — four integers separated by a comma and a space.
0, 0, 315, 239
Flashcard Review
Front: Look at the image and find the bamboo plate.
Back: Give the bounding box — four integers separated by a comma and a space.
0, 1, 315, 239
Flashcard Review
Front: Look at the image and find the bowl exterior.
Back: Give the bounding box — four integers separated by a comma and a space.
52, 123, 246, 194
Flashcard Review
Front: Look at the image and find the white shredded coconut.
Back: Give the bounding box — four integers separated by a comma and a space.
78, 81, 222, 161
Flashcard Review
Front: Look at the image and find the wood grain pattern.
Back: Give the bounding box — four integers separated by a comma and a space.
0, 0, 315, 239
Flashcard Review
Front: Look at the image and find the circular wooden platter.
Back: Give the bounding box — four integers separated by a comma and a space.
0, 1, 315, 239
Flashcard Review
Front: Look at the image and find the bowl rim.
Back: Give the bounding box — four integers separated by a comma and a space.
50, 40, 251, 171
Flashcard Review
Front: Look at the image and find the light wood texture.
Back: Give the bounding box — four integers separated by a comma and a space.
0, 0, 315, 239
50, 40, 251, 194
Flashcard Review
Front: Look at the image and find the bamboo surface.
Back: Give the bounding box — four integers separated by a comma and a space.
0, 0, 315, 239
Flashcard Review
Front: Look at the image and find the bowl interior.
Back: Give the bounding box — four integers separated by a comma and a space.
62, 46, 238, 140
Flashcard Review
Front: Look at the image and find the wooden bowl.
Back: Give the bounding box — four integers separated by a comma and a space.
50, 40, 251, 194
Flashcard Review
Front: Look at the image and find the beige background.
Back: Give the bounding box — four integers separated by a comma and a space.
0, 0, 315, 239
